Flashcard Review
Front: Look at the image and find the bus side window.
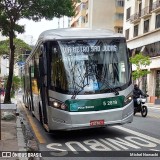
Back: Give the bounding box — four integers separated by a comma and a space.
40, 44, 47, 75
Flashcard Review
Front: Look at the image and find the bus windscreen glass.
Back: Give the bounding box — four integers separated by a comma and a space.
50, 39, 130, 94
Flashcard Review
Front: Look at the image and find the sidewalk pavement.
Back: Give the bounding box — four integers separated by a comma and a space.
0, 96, 27, 160
146, 103, 160, 108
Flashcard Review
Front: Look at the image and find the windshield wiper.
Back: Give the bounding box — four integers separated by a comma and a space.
71, 71, 91, 99
97, 75, 119, 95
71, 83, 89, 99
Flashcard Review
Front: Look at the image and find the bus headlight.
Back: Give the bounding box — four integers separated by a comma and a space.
124, 94, 133, 105
49, 100, 67, 111
53, 102, 60, 108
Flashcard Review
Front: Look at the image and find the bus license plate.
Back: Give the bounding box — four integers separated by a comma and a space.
90, 120, 104, 126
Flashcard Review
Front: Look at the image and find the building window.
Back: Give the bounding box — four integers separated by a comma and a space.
126, 7, 131, 20
85, 14, 88, 23
139, 2, 142, 17
116, 0, 124, 7
116, 13, 124, 20
134, 24, 139, 37
143, 41, 160, 57
80, 3, 86, 10
144, 19, 149, 33
125, 29, 129, 40
142, 75, 147, 93
117, 27, 123, 33
149, 0, 153, 11
155, 14, 160, 29
78, 16, 85, 25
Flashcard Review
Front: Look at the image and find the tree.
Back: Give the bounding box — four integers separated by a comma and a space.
4, 75, 21, 98
130, 53, 151, 86
0, 38, 31, 61
0, 0, 74, 103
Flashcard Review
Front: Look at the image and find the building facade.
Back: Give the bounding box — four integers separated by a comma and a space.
70, 0, 124, 33
123, 0, 160, 102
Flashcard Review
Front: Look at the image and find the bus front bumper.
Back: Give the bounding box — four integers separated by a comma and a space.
48, 101, 133, 131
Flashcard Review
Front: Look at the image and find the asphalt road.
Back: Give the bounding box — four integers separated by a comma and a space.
19, 100, 160, 160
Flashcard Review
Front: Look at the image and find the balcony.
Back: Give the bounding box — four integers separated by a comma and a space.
115, 6, 124, 13
114, 20, 123, 28
141, 6, 152, 19
70, 9, 86, 26
130, 12, 141, 23
152, 0, 160, 12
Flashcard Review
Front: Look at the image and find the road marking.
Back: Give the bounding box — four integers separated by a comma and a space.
22, 104, 46, 144
113, 126, 160, 144
46, 135, 160, 152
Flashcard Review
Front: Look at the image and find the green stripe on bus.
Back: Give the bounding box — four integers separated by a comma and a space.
65, 96, 125, 112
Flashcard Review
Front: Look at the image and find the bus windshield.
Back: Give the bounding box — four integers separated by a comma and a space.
50, 39, 131, 94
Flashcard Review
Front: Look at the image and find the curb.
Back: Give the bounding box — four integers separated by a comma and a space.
16, 102, 28, 160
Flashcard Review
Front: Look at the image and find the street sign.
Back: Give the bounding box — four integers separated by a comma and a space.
17, 61, 25, 66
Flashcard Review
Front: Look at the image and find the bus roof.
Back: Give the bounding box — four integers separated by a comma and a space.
38, 28, 124, 42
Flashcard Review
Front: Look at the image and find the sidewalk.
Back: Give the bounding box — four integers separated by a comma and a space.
146, 103, 160, 108
0, 96, 27, 160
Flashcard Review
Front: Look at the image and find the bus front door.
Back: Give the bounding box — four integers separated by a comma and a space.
39, 56, 48, 125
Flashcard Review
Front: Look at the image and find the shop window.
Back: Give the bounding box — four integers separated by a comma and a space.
142, 75, 147, 93
155, 70, 160, 98
144, 42, 160, 57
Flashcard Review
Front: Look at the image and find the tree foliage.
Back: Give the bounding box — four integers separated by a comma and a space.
130, 53, 151, 85
4, 75, 21, 98
0, 0, 75, 103
0, 38, 31, 58
0, 0, 75, 35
